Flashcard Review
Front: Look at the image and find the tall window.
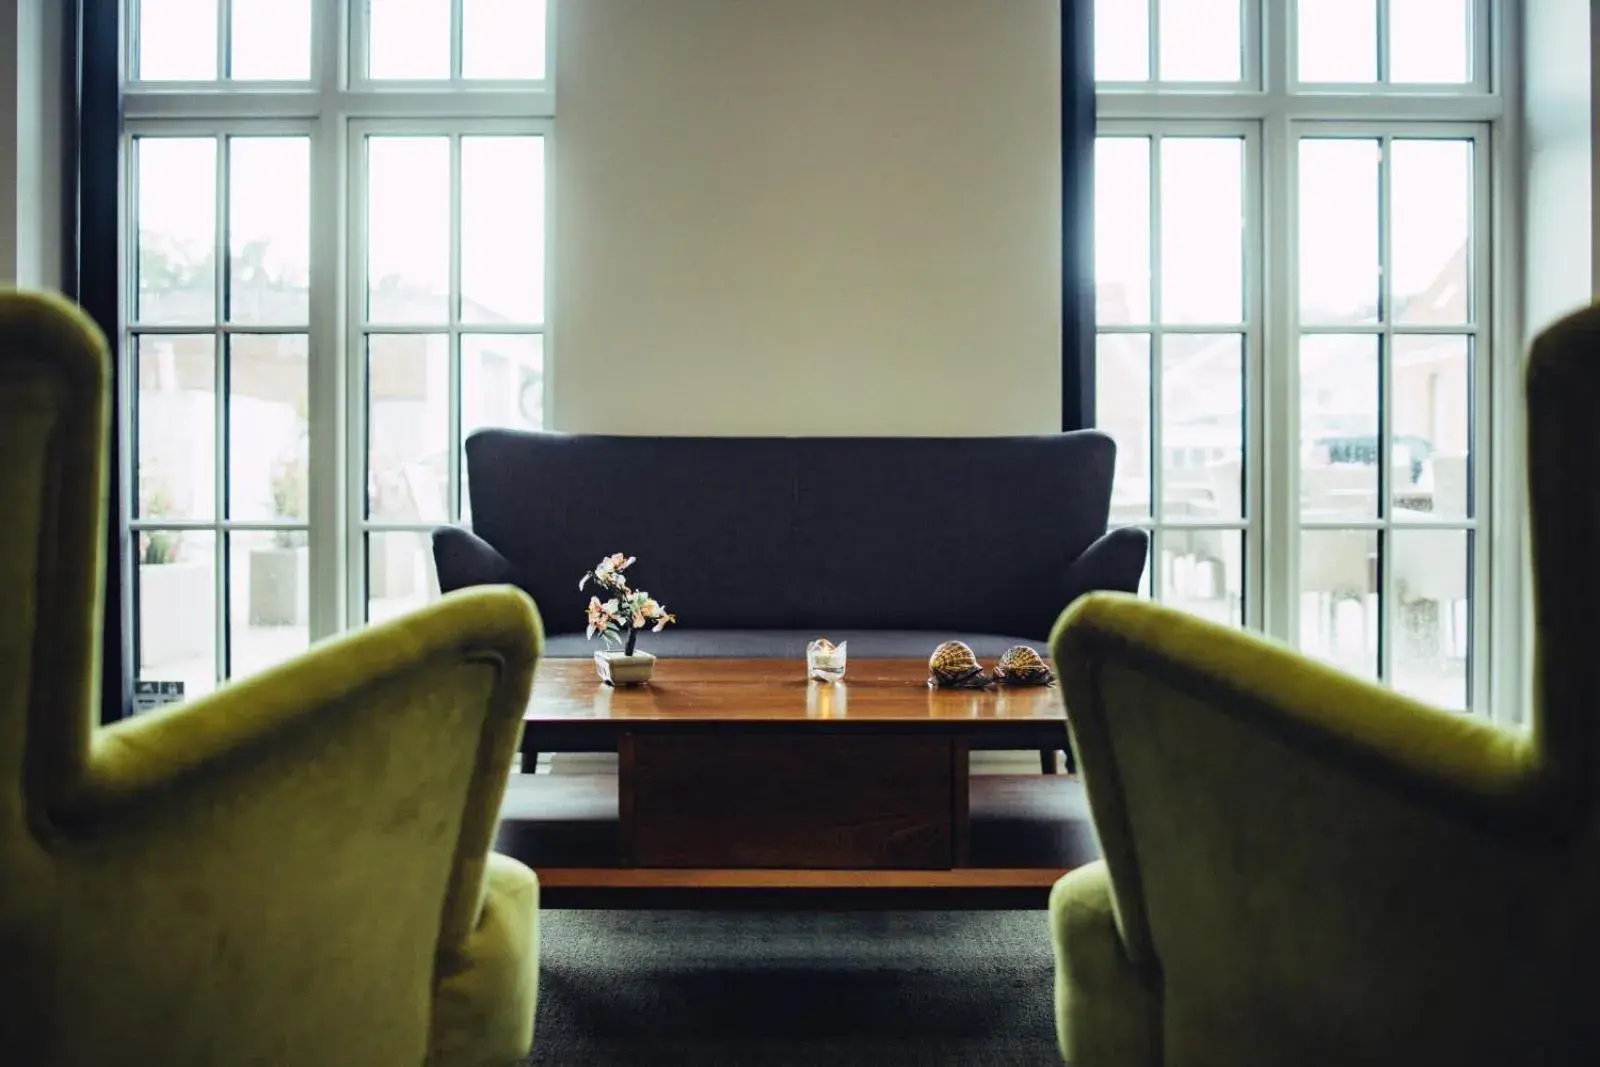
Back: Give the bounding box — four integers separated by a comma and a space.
125, 0, 551, 701
1093, 0, 1506, 716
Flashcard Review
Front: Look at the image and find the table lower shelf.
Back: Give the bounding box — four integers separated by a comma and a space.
497, 772, 1097, 909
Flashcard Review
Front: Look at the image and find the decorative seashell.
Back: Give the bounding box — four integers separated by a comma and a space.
994, 645, 1054, 686
928, 640, 991, 689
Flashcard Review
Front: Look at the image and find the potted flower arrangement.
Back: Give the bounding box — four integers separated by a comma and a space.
580, 553, 676, 685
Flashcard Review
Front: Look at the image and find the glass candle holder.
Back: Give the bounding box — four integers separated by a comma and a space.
806, 638, 847, 682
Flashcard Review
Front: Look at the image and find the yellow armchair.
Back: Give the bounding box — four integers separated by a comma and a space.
0, 290, 545, 1066
1047, 303, 1600, 1065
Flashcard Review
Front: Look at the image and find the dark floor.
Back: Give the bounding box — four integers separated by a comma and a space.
523, 909, 1059, 1066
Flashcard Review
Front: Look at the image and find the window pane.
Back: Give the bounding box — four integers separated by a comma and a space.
1161, 529, 1244, 628
1159, 0, 1241, 82
1298, 139, 1379, 325
1392, 140, 1471, 326
1160, 138, 1243, 324
370, 0, 451, 79
1097, 334, 1151, 524
136, 529, 217, 699
463, 335, 544, 435
1391, 530, 1470, 709
1162, 334, 1243, 521
137, 0, 217, 81
1297, 0, 1377, 82
367, 137, 450, 324
464, 0, 548, 80
462, 137, 546, 324
230, 0, 310, 80
1094, 0, 1149, 81
137, 335, 216, 521
230, 530, 310, 679
1095, 138, 1151, 325
1301, 335, 1379, 520
1300, 529, 1378, 679
136, 138, 217, 325
228, 335, 309, 522
229, 137, 310, 325
1390, 0, 1470, 83
1393, 336, 1471, 520
368, 531, 442, 624
367, 334, 450, 523
461, 335, 544, 523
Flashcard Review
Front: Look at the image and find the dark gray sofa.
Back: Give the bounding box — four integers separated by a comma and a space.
435, 430, 1148, 661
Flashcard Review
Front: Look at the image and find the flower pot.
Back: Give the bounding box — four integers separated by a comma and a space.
594, 650, 656, 686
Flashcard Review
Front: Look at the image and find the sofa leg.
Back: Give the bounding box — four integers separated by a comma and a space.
1040, 749, 1057, 775
521, 750, 540, 774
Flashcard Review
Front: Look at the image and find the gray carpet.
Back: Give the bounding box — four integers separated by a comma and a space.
522, 909, 1059, 1066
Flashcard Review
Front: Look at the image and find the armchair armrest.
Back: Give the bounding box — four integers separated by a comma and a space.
433, 525, 515, 594
1062, 527, 1149, 603
61, 585, 543, 956
1049, 593, 1556, 972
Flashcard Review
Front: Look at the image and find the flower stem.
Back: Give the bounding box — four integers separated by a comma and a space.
625, 627, 638, 657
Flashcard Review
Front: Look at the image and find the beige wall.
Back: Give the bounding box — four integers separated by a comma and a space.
550, 0, 1062, 435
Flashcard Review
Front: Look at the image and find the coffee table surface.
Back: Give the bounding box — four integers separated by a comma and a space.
524, 657, 1066, 725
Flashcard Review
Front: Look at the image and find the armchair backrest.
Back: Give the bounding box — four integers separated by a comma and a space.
1525, 304, 1600, 832
0, 292, 109, 826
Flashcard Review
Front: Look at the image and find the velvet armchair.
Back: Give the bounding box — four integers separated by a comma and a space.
0, 290, 545, 1066
1046, 302, 1600, 1065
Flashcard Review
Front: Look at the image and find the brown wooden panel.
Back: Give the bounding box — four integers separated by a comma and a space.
952, 740, 971, 866
625, 733, 954, 869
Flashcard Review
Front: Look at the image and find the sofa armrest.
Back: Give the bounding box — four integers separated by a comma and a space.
1063, 527, 1149, 604
433, 525, 515, 594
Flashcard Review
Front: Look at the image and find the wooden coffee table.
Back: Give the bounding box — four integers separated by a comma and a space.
496, 658, 1100, 908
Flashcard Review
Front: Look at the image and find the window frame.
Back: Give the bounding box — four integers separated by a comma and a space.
1094, 0, 1520, 722
1094, 119, 1266, 632
119, 0, 556, 694
345, 115, 552, 628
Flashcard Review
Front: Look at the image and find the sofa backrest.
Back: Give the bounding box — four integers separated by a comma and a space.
463, 430, 1118, 640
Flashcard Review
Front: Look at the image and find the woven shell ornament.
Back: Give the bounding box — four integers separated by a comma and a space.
994, 645, 1055, 686
928, 640, 992, 689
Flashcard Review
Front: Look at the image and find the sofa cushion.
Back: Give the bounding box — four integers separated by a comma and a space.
464, 431, 1117, 640
540, 628, 1049, 660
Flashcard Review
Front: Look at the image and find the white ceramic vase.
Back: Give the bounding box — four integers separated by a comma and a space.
594, 649, 656, 686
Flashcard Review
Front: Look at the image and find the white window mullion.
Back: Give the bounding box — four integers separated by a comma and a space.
1147, 133, 1166, 603
212, 132, 230, 684
1376, 0, 1392, 83
451, 0, 467, 81
1145, 0, 1161, 83
1469, 125, 1499, 720
1262, 111, 1296, 642
447, 133, 464, 521
344, 123, 371, 629
1376, 134, 1396, 687
307, 122, 346, 641
217, 0, 232, 81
